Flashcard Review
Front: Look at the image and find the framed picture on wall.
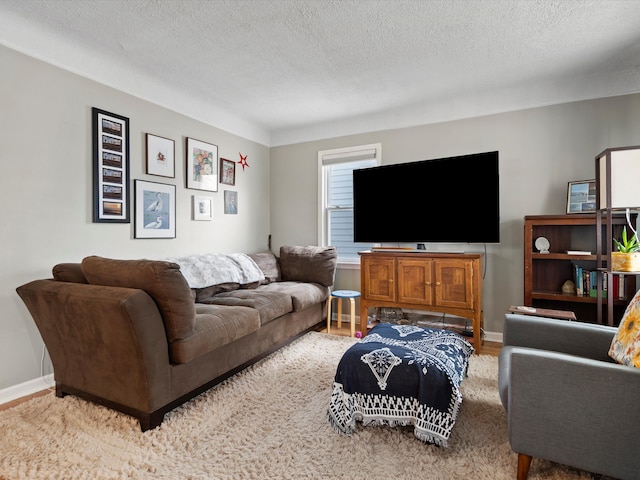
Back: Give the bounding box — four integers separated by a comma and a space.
186, 137, 218, 191
134, 180, 176, 238
92, 107, 130, 223
220, 158, 236, 185
567, 179, 596, 213
145, 133, 175, 178
224, 190, 238, 214
193, 195, 213, 221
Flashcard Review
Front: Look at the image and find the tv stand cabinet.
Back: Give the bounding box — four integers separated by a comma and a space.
359, 251, 484, 352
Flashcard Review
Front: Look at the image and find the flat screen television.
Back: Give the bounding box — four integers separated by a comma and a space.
353, 151, 500, 244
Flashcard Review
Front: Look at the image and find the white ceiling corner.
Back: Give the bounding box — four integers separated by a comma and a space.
1, 0, 640, 147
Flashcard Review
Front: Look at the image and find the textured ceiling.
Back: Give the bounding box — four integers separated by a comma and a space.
2, 0, 640, 146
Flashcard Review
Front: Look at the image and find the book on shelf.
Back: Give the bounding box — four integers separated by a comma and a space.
566, 250, 591, 255
572, 264, 628, 299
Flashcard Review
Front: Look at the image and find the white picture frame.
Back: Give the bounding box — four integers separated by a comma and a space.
193, 195, 213, 221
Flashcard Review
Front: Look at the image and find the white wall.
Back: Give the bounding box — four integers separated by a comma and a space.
5, 38, 640, 392
270, 94, 640, 336
0, 45, 271, 390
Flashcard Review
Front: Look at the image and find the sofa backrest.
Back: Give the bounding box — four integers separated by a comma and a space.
81, 256, 195, 341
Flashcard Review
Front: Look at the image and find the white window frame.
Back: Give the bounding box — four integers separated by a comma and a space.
318, 143, 382, 266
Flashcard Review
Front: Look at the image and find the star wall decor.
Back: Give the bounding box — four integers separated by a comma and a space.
238, 152, 249, 171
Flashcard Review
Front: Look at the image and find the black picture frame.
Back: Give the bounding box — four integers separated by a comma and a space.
145, 133, 175, 178
185, 137, 218, 192
134, 180, 176, 239
92, 107, 130, 223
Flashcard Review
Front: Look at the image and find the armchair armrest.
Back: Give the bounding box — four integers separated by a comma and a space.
508, 348, 640, 478
503, 313, 615, 362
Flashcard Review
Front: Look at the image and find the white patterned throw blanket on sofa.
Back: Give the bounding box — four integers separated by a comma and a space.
166, 253, 265, 288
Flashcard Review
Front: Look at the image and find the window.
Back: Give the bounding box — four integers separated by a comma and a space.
318, 144, 381, 263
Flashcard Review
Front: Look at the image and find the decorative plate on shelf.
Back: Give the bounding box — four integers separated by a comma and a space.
535, 236, 550, 254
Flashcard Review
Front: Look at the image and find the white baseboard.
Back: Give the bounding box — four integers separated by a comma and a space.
330, 315, 503, 345
0, 374, 54, 405
484, 330, 503, 344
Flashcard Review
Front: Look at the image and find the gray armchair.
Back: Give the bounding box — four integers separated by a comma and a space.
498, 313, 640, 480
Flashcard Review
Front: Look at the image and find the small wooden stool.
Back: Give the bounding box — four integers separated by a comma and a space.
327, 290, 361, 337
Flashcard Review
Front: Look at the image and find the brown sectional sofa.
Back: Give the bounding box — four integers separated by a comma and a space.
16, 246, 337, 431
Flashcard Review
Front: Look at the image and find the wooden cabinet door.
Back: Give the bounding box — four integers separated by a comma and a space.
397, 258, 433, 305
434, 259, 473, 309
362, 256, 396, 302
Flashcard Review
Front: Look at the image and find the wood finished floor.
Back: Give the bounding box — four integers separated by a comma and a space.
0, 325, 500, 413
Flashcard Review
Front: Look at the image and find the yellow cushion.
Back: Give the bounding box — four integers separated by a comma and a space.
609, 289, 640, 367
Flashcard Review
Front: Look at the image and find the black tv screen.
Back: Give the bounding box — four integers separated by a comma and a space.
353, 151, 500, 244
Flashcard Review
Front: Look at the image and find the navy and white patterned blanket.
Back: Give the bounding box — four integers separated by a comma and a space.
327, 323, 474, 447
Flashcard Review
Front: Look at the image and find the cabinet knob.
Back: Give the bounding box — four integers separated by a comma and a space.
435, 281, 441, 286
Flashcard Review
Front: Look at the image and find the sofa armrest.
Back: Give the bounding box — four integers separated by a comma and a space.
503, 313, 616, 361
508, 348, 640, 478
16, 279, 172, 412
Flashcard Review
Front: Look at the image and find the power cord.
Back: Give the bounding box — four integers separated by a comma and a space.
482, 243, 487, 279
41, 344, 48, 377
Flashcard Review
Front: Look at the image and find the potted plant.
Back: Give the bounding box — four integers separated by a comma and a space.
612, 226, 640, 271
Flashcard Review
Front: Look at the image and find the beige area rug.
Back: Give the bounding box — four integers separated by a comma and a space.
0, 332, 601, 480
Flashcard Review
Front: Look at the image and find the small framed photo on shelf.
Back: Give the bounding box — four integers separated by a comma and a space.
145, 133, 175, 178
193, 195, 213, 221
220, 158, 236, 185
92, 107, 130, 223
566, 179, 596, 213
186, 137, 218, 192
134, 180, 176, 239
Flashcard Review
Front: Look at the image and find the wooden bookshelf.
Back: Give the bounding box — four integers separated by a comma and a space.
524, 214, 635, 325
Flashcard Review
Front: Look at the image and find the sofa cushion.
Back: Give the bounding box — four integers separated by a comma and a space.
52, 263, 88, 283
169, 304, 260, 364
194, 282, 240, 302
279, 245, 337, 287
199, 289, 293, 326
81, 256, 195, 342
257, 281, 330, 312
248, 250, 281, 284
609, 288, 640, 367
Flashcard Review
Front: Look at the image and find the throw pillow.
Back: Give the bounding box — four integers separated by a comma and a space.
279, 245, 337, 287
52, 263, 88, 283
81, 256, 195, 342
248, 250, 281, 284
609, 288, 640, 367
